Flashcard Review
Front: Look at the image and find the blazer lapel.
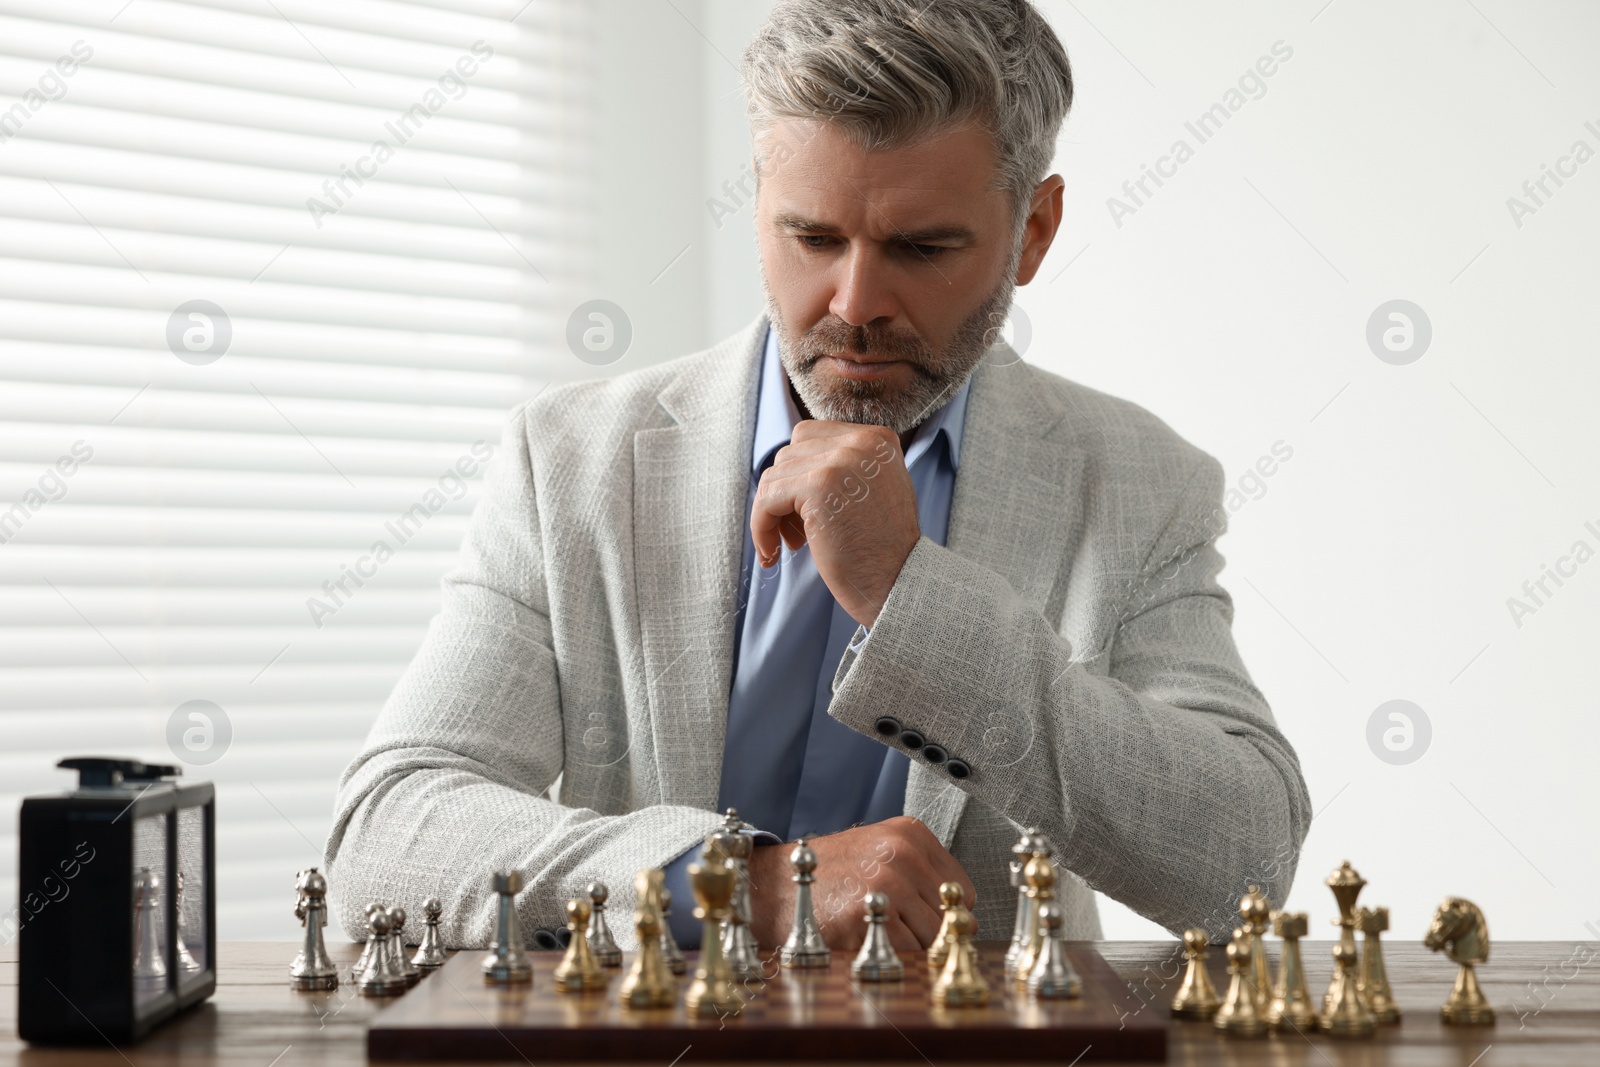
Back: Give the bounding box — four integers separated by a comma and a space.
632, 314, 767, 809
903, 346, 1084, 848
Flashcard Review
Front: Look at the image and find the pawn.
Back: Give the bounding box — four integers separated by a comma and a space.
1025, 902, 1081, 999
289, 868, 339, 990
1213, 935, 1268, 1037
1320, 941, 1377, 1038
1170, 928, 1222, 1020
412, 897, 447, 972
481, 870, 533, 985
350, 903, 384, 981
586, 882, 623, 967
1237, 885, 1273, 1012
388, 906, 421, 986
1013, 851, 1058, 982
1357, 906, 1401, 1024
356, 908, 408, 996
930, 904, 989, 1008
780, 841, 830, 968
850, 891, 903, 981
552, 898, 608, 993
927, 881, 965, 973
1266, 911, 1319, 1032
619, 870, 676, 1008
658, 888, 687, 976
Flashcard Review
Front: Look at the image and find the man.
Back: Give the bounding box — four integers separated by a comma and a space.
327, 0, 1309, 953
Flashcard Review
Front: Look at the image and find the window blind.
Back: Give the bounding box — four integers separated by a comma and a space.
0, 0, 595, 939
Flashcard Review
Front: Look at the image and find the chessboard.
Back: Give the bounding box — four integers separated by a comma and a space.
367, 941, 1165, 1061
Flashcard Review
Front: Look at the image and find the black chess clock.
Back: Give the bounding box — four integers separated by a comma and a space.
17, 757, 216, 1044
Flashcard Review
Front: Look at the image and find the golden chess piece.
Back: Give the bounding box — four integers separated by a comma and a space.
1212, 934, 1268, 1038
1357, 906, 1401, 1024
1237, 885, 1272, 1011
1320, 941, 1377, 1038
1424, 896, 1495, 1026
1012, 851, 1057, 982
930, 903, 989, 1008
927, 881, 965, 973
1323, 860, 1367, 1015
1265, 911, 1319, 1032
684, 849, 742, 1018
552, 897, 608, 993
620, 869, 677, 1009
1169, 928, 1221, 1020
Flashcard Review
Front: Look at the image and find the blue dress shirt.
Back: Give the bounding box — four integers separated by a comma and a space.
661, 324, 970, 946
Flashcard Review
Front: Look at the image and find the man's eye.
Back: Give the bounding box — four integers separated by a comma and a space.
905, 243, 946, 258
799, 235, 833, 250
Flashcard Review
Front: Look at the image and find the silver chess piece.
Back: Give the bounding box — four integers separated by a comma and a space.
289, 868, 338, 990
780, 840, 830, 968
659, 887, 687, 975
1004, 827, 1042, 978
350, 903, 383, 981
481, 870, 533, 985
586, 882, 623, 967
174, 870, 201, 973
1025, 902, 1082, 999
714, 809, 764, 980
850, 891, 903, 981
388, 906, 421, 986
412, 897, 447, 971
133, 866, 167, 988
356, 907, 407, 996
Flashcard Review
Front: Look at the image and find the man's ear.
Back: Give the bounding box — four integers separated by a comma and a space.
1014, 175, 1065, 286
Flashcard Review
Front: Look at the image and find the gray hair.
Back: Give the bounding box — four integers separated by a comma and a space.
741, 0, 1073, 234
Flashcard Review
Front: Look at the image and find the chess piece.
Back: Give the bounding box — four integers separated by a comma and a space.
1320, 941, 1377, 1037
289, 868, 338, 990
350, 903, 383, 980
850, 891, 903, 981
1424, 896, 1495, 1025
388, 906, 421, 986
356, 908, 407, 996
1265, 911, 1318, 1032
780, 841, 830, 968
619, 869, 676, 1008
930, 902, 989, 1007
1237, 885, 1272, 1011
481, 869, 533, 985
1170, 928, 1222, 1020
927, 881, 965, 973
1212, 935, 1268, 1038
174, 870, 201, 973
658, 887, 687, 976
1013, 850, 1058, 982
1323, 860, 1367, 1015
552, 897, 608, 993
586, 882, 623, 967
133, 867, 167, 989
412, 897, 447, 971
1267, 915, 1318, 1030
713, 810, 763, 980
1025, 902, 1081, 999
684, 849, 743, 1017
1003, 827, 1043, 979
1357, 906, 1401, 1024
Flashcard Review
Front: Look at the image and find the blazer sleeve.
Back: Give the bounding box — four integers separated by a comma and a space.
825, 451, 1311, 939
323, 402, 724, 948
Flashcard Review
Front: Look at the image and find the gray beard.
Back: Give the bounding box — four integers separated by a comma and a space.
763, 270, 1018, 435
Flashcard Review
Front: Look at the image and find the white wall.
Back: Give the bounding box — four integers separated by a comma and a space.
686, 0, 1600, 942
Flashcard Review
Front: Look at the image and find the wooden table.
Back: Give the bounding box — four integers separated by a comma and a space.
3, 940, 1594, 1064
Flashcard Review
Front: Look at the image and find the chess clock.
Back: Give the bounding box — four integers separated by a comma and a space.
17, 757, 216, 1044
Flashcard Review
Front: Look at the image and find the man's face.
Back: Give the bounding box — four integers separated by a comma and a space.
755, 118, 1030, 434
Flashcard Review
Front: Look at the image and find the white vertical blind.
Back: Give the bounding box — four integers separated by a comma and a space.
0, 0, 595, 938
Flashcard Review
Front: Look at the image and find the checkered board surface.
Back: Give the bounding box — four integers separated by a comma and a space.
367, 942, 1166, 1061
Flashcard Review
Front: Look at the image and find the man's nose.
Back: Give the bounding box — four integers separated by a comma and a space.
828, 244, 899, 328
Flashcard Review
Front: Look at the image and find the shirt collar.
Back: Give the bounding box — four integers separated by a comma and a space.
751, 323, 971, 476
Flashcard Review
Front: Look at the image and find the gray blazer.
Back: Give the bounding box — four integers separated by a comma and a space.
326, 312, 1310, 949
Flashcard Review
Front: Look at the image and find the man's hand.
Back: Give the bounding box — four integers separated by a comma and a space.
745, 816, 977, 953
750, 421, 921, 627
